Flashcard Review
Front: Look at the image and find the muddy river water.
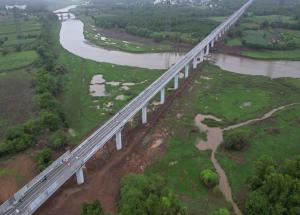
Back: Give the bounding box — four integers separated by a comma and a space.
55, 6, 300, 77
195, 104, 297, 215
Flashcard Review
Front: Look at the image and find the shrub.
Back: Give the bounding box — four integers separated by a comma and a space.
119, 174, 187, 215
35, 148, 53, 171
200, 169, 219, 188
210, 208, 231, 215
224, 130, 250, 151
39, 111, 62, 131
50, 130, 68, 150
81, 200, 104, 215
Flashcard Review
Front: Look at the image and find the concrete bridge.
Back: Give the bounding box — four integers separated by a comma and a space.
54, 11, 71, 20
0, 0, 254, 214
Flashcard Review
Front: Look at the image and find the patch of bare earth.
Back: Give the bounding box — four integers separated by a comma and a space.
0, 154, 37, 203
35, 66, 200, 215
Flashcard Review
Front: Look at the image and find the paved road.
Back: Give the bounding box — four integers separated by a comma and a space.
1, 0, 254, 214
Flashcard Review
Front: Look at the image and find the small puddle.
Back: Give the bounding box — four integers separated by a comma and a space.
194, 104, 297, 215
89, 75, 107, 97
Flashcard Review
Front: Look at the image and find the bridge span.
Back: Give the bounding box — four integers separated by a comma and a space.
0, 0, 254, 214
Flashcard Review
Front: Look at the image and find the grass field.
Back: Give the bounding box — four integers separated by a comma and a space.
0, 51, 38, 72
145, 63, 300, 214
218, 104, 300, 210
245, 15, 298, 25
225, 14, 300, 60
242, 49, 300, 60
0, 69, 35, 139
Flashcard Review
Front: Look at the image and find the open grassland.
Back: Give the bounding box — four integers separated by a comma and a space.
218, 104, 300, 210
225, 13, 300, 60
241, 49, 300, 60
0, 69, 35, 139
246, 15, 298, 25
145, 63, 300, 214
59, 52, 163, 140
0, 51, 38, 72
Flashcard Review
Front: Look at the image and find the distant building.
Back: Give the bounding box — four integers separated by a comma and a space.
5, 5, 27, 10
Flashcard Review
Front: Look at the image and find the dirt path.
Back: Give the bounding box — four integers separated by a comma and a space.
195, 103, 298, 215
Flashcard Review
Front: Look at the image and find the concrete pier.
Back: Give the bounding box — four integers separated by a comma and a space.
116, 130, 122, 150
211, 39, 214, 48
174, 74, 179, 89
206, 45, 210, 55
185, 64, 189, 78
142, 105, 147, 124
160, 88, 165, 104
76, 168, 84, 184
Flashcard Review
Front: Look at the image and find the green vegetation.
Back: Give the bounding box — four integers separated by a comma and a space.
119, 174, 187, 215
245, 156, 300, 215
210, 208, 230, 215
81, 200, 104, 215
0, 51, 38, 72
200, 169, 219, 188
79, 15, 174, 53
218, 104, 300, 211
73, 0, 249, 51
223, 130, 250, 151
241, 49, 300, 60
144, 63, 300, 214
225, 0, 300, 60
35, 148, 53, 171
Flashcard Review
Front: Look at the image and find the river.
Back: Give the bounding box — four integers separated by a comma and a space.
55, 5, 300, 77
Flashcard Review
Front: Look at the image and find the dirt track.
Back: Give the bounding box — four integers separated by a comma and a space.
36, 67, 201, 215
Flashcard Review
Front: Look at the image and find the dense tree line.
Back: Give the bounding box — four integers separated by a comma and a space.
0, 12, 69, 164
245, 155, 300, 215
82, 0, 249, 44
80, 174, 187, 215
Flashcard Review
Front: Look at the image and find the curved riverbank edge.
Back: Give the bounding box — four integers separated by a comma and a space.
195, 103, 299, 215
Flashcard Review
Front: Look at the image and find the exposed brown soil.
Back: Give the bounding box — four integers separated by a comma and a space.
214, 38, 251, 56
97, 28, 194, 51
35, 67, 200, 214
0, 153, 38, 203
0, 69, 35, 139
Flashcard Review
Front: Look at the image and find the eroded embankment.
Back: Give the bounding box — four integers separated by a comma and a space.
195, 103, 298, 215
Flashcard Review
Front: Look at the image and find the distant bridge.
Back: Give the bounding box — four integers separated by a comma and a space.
54, 11, 71, 20
0, 0, 254, 214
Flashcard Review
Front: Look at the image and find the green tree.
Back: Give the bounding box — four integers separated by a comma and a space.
50, 130, 68, 150
39, 111, 62, 131
224, 130, 250, 151
200, 169, 219, 188
119, 174, 187, 215
81, 200, 104, 215
210, 208, 231, 215
35, 148, 53, 171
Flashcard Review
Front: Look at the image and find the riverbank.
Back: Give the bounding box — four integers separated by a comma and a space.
78, 14, 192, 53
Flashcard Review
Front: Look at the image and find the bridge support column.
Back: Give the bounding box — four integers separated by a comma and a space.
142, 105, 147, 124
76, 168, 84, 185
116, 130, 122, 150
211, 39, 214, 48
185, 64, 189, 78
160, 88, 165, 104
193, 57, 197, 69
205, 45, 210, 55
174, 74, 179, 89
